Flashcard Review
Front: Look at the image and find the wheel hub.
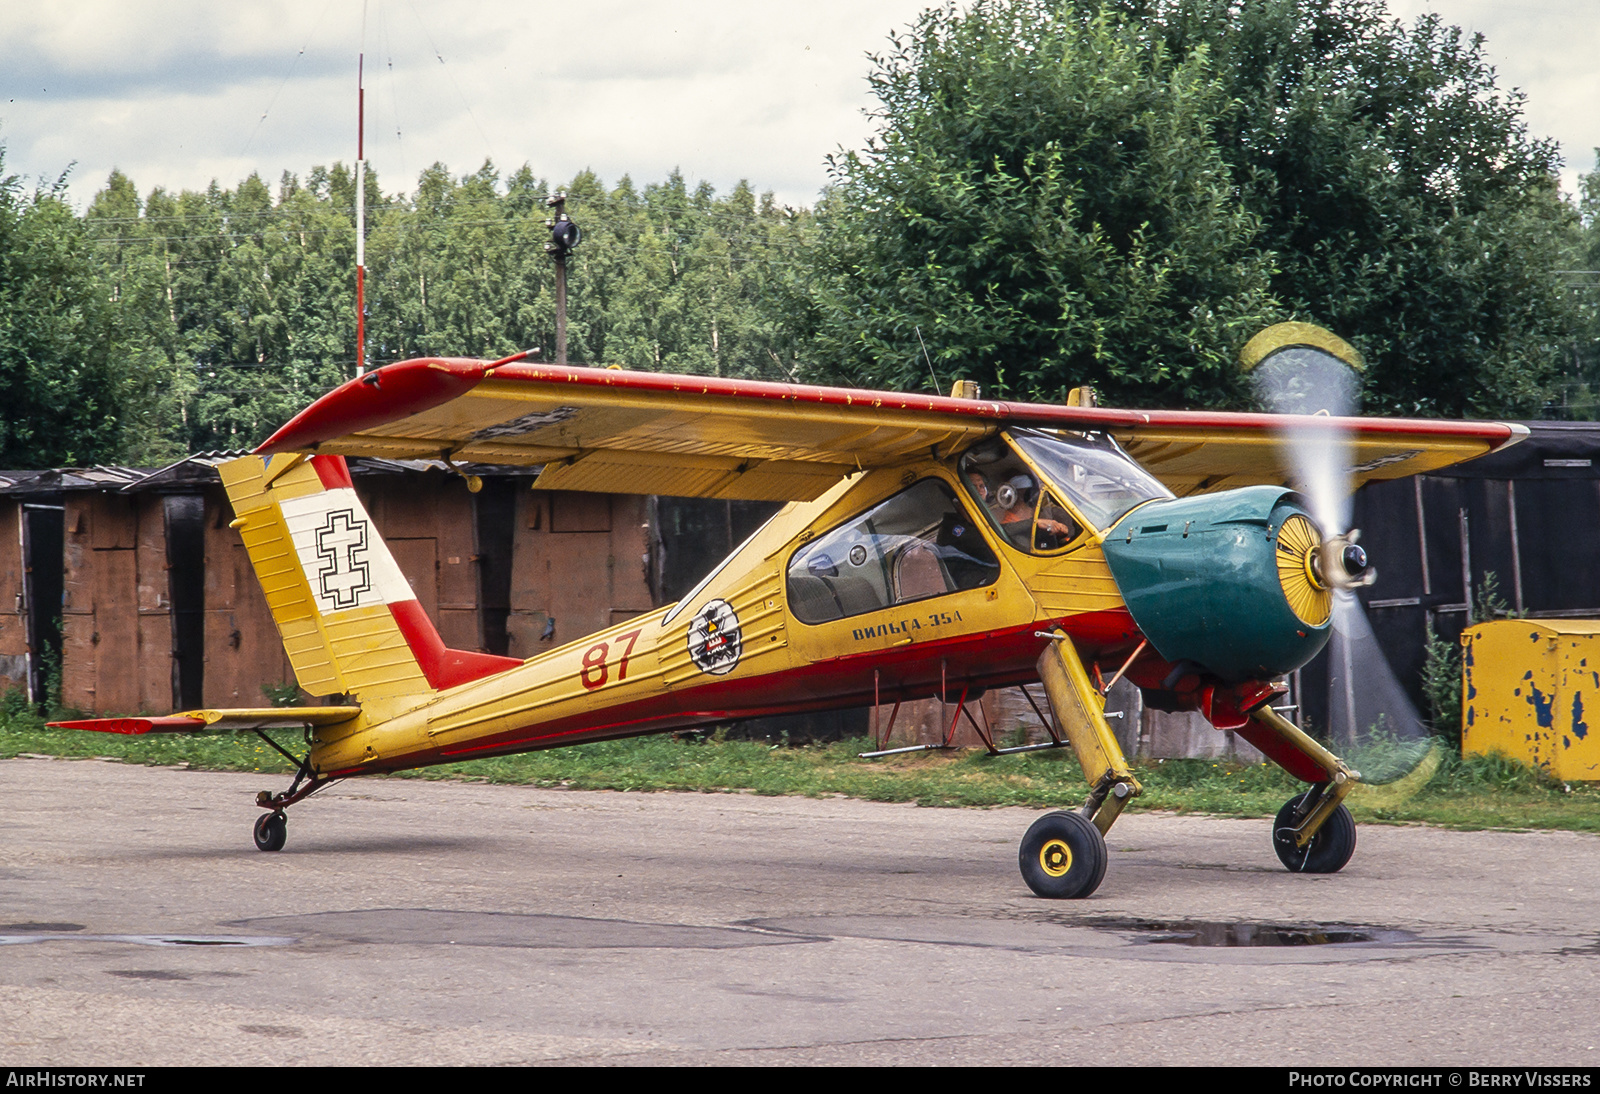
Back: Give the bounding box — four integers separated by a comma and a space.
1039, 838, 1072, 877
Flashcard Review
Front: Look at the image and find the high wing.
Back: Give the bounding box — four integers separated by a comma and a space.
257, 356, 1527, 501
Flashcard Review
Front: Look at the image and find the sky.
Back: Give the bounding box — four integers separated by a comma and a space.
1, 0, 1595, 212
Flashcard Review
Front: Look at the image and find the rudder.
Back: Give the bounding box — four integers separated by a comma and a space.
220, 453, 519, 700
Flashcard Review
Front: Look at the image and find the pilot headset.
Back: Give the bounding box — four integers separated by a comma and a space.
995, 474, 1037, 510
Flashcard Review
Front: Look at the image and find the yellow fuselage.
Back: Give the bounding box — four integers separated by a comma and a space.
309, 461, 1137, 776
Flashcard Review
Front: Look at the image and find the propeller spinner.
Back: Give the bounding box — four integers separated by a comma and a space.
1316, 530, 1375, 591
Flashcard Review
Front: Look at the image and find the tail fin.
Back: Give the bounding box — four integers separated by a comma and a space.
220, 453, 520, 700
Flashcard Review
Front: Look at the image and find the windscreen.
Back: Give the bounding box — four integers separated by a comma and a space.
1008, 429, 1173, 531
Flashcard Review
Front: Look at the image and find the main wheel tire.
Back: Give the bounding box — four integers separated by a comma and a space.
1019, 810, 1108, 899
253, 811, 287, 853
1272, 794, 1355, 874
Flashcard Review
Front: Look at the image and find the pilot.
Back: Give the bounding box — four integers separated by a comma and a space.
967, 469, 1007, 525
966, 470, 992, 504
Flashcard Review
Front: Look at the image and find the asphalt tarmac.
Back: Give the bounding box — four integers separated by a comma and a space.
2, 755, 1598, 1066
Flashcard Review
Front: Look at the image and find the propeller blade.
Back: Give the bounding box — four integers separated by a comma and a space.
1244, 324, 1437, 794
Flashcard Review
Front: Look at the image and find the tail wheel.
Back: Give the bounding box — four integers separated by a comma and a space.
253, 811, 287, 853
1019, 811, 1108, 899
1272, 794, 1355, 873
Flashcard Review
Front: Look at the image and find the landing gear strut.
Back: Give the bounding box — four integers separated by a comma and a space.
249, 729, 337, 853
1245, 705, 1360, 874
1019, 632, 1142, 899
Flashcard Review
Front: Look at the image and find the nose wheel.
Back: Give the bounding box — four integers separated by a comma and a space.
1019, 811, 1108, 898
253, 811, 287, 852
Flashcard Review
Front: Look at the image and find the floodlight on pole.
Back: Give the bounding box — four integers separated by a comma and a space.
545, 192, 580, 365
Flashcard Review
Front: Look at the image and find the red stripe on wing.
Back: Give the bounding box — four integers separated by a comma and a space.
256, 358, 490, 454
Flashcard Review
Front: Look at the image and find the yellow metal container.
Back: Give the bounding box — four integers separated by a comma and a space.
1461, 619, 1600, 780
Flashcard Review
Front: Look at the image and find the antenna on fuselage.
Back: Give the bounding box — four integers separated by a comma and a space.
916, 326, 941, 394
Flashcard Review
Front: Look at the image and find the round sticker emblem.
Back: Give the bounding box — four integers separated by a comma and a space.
687, 599, 742, 676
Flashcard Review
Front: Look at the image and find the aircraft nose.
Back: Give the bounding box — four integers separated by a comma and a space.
1100, 487, 1337, 683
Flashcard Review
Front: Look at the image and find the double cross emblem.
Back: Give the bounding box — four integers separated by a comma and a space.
314, 510, 372, 610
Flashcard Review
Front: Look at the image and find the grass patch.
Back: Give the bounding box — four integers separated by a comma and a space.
4, 707, 1599, 831
0, 705, 303, 774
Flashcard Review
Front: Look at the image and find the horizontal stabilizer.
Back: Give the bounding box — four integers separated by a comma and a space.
50, 707, 361, 736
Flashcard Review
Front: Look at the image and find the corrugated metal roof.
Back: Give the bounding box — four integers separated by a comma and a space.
0, 466, 147, 495
120, 451, 250, 492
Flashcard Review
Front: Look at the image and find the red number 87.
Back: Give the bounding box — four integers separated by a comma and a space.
579, 630, 641, 691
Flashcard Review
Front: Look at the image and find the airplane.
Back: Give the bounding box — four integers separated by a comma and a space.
51, 324, 1525, 899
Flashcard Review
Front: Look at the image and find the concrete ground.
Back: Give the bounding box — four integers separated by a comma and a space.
1, 755, 1597, 1066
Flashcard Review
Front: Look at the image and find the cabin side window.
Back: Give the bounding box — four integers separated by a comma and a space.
786, 479, 1000, 625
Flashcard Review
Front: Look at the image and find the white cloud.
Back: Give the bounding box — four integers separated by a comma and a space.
0, 0, 923, 207
0, 0, 1594, 209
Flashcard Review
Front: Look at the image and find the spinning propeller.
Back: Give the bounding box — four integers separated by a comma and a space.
1241, 325, 1435, 786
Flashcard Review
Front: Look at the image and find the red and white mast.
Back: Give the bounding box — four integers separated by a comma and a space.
354, 3, 368, 376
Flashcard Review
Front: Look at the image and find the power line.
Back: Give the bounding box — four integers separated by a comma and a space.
241, 1, 336, 158
403, 0, 495, 166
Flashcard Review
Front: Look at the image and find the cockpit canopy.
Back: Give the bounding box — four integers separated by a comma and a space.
959, 429, 1174, 547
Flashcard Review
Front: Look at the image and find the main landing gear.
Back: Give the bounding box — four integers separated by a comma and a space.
1016, 632, 1143, 900
248, 729, 337, 853
1019, 811, 1107, 899
1017, 632, 1363, 897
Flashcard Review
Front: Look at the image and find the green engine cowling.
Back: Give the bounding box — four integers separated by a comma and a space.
1100, 486, 1333, 684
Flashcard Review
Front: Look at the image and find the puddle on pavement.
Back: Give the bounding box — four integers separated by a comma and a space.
0, 933, 296, 947
0, 922, 86, 933
1091, 918, 1414, 947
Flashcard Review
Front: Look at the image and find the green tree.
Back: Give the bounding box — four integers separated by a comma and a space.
563, 170, 812, 379
796, 0, 1579, 415
84, 170, 187, 464
84, 164, 373, 453
1149, 0, 1578, 417
67, 157, 810, 456
799, 3, 1274, 405
0, 157, 156, 467
1557, 153, 1600, 417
